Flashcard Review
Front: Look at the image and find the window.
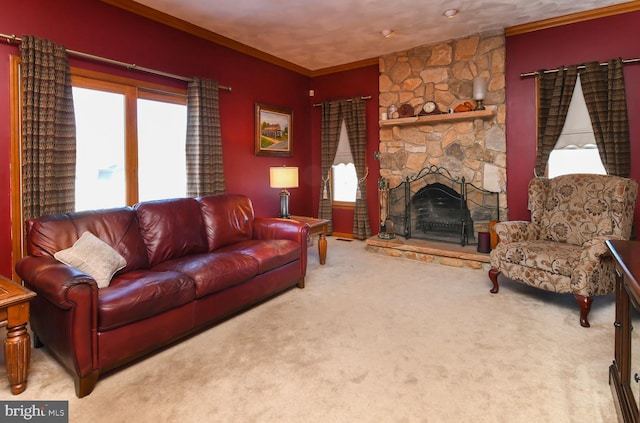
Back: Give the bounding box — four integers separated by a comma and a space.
333, 163, 358, 202
332, 119, 358, 206
72, 69, 187, 211
9, 57, 188, 279
136, 98, 187, 202
73, 86, 126, 210
547, 75, 606, 178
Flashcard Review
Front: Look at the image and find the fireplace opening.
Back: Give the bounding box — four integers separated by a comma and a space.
381, 165, 499, 246
411, 182, 475, 245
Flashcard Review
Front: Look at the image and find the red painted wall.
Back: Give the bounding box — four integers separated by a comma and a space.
0, 0, 313, 277
505, 11, 640, 231
3, 1, 636, 277
310, 65, 381, 236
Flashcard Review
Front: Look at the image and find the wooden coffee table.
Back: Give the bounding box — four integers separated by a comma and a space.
0, 275, 36, 394
290, 216, 330, 265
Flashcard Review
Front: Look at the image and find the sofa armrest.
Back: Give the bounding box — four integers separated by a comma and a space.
16, 255, 99, 309
15, 255, 99, 382
572, 236, 621, 296
253, 217, 309, 245
580, 236, 620, 260
253, 217, 310, 282
495, 221, 541, 244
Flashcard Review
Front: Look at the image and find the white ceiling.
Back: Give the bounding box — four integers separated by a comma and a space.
133, 0, 629, 71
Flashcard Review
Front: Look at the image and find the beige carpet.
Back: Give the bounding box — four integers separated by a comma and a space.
0, 237, 618, 422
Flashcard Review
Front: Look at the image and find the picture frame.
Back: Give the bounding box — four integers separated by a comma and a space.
255, 102, 293, 157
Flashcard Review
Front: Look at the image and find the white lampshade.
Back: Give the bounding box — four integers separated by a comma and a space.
473, 76, 487, 101
270, 166, 299, 189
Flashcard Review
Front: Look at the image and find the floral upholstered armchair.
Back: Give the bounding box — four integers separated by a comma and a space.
488, 174, 638, 327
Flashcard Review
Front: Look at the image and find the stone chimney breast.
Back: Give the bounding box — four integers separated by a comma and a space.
379, 30, 508, 218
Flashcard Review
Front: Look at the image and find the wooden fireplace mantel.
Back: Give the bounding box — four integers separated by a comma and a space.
379, 109, 495, 128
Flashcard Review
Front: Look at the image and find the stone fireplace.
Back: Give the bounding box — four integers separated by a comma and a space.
377, 30, 508, 237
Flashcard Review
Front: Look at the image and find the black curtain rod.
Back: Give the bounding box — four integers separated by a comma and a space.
313, 96, 372, 107
1, 33, 232, 91
520, 57, 640, 78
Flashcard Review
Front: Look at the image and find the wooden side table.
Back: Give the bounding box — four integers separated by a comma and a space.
0, 276, 36, 394
290, 216, 330, 265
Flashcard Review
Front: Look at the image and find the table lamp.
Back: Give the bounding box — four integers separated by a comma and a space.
270, 166, 299, 218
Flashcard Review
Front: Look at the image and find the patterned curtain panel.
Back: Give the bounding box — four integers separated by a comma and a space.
580, 59, 630, 177
318, 98, 371, 238
20, 35, 76, 220
186, 77, 226, 197
535, 65, 577, 177
344, 98, 372, 240
318, 101, 342, 233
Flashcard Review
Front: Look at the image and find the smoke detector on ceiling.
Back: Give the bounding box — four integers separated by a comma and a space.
443, 9, 459, 19
380, 29, 394, 38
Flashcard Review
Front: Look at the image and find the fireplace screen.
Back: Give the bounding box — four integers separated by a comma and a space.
384, 166, 499, 246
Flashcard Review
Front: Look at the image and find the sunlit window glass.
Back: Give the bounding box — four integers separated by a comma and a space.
73, 87, 126, 211
332, 162, 357, 202
137, 99, 187, 202
548, 146, 606, 178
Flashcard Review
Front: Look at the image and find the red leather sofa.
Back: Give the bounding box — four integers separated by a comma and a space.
16, 194, 309, 397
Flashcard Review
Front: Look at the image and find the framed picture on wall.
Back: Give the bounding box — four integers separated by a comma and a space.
255, 102, 293, 157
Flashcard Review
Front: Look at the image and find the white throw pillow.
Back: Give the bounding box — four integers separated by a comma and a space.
54, 231, 126, 288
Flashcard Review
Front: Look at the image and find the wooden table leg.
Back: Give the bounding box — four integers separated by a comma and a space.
5, 303, 31, 395
318, 233, 327, 265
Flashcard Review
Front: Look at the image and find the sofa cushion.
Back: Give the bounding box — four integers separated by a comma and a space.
491, 240, 581, 278
219, 239, 300, 274
135, 198, 208, 267
54, 231, 127, 288
25, 207, 149, 272
153, 252, 259, 298
98, 270, 196, 331
198, 194, 254, 251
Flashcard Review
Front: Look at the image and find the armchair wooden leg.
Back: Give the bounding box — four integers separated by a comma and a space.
488, 268, 500, 294
575, 295, 593, 328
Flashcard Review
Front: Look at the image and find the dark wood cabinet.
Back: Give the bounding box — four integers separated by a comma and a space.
608, 240, 640, 423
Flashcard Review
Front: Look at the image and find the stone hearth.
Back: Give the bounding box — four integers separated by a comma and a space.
365, 236, 490, 271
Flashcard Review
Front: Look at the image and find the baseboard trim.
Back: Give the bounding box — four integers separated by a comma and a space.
331, 232, 353, 239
